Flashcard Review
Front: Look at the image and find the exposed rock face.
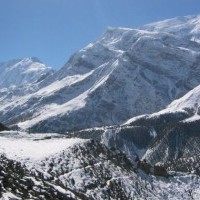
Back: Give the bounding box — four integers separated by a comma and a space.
137, 160, 168, 177
0, 123, 8, 131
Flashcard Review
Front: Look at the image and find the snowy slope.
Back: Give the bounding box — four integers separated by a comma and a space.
97, 84, 200, 176
0, 131, 86, 167
0, 57, 54, 120
164, 84, 200, 122
0, 131, 200, 199
125, 83, 200, 125
1, 15, 200, 132
0, 57, 53, 89
1, 14, 200, 200
141, 14, 200, 41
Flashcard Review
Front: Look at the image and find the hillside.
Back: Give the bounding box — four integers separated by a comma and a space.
98, 83, 200, 175
0, 131, 200, 199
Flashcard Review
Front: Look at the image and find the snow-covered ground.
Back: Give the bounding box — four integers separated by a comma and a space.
0, 131, 200, 199
0, 131, 87, 166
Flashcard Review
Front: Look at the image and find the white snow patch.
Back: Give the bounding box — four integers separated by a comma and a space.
149, 128, 157, 138
1, 192, 21, 200
183, 114, 200, 123
0, 132, 86, 163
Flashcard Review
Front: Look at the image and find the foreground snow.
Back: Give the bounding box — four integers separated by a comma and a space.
0, 131, 200, 199
0, 131, 87, 164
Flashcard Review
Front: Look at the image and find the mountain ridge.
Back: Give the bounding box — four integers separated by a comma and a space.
1, 14, 200, 199
1, 14, 200, 133
0, 57, 54, 90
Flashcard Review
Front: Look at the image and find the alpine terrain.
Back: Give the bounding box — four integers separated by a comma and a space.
1, 15, 200, 132
0, 57, 53, 89
1, 14, 200, 199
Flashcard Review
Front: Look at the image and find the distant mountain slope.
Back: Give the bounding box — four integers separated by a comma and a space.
0, 57, 53, 89
1, 15, 200, 132
0, 57, 54, 124
97, 83, 200, 175
141, 14, 200, 40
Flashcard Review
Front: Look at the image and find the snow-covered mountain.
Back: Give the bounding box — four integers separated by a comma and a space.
0, 57, 53, 89
1, 84, 200, 198
1, 14, 200, 199
91, 83, 200, 177
0, 57, 54, 125
141, 14, 200, 41
1, 15, 200, 132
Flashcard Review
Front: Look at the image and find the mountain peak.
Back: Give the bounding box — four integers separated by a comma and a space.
0, 57, 53, 89
140, 14, 200, 39
21, 57, 42, 64
1, 14, 200, 132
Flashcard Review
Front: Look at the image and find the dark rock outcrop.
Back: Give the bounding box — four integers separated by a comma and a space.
0, 123, 8, 131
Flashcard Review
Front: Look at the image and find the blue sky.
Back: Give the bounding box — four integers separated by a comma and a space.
0, 0, 200, 69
